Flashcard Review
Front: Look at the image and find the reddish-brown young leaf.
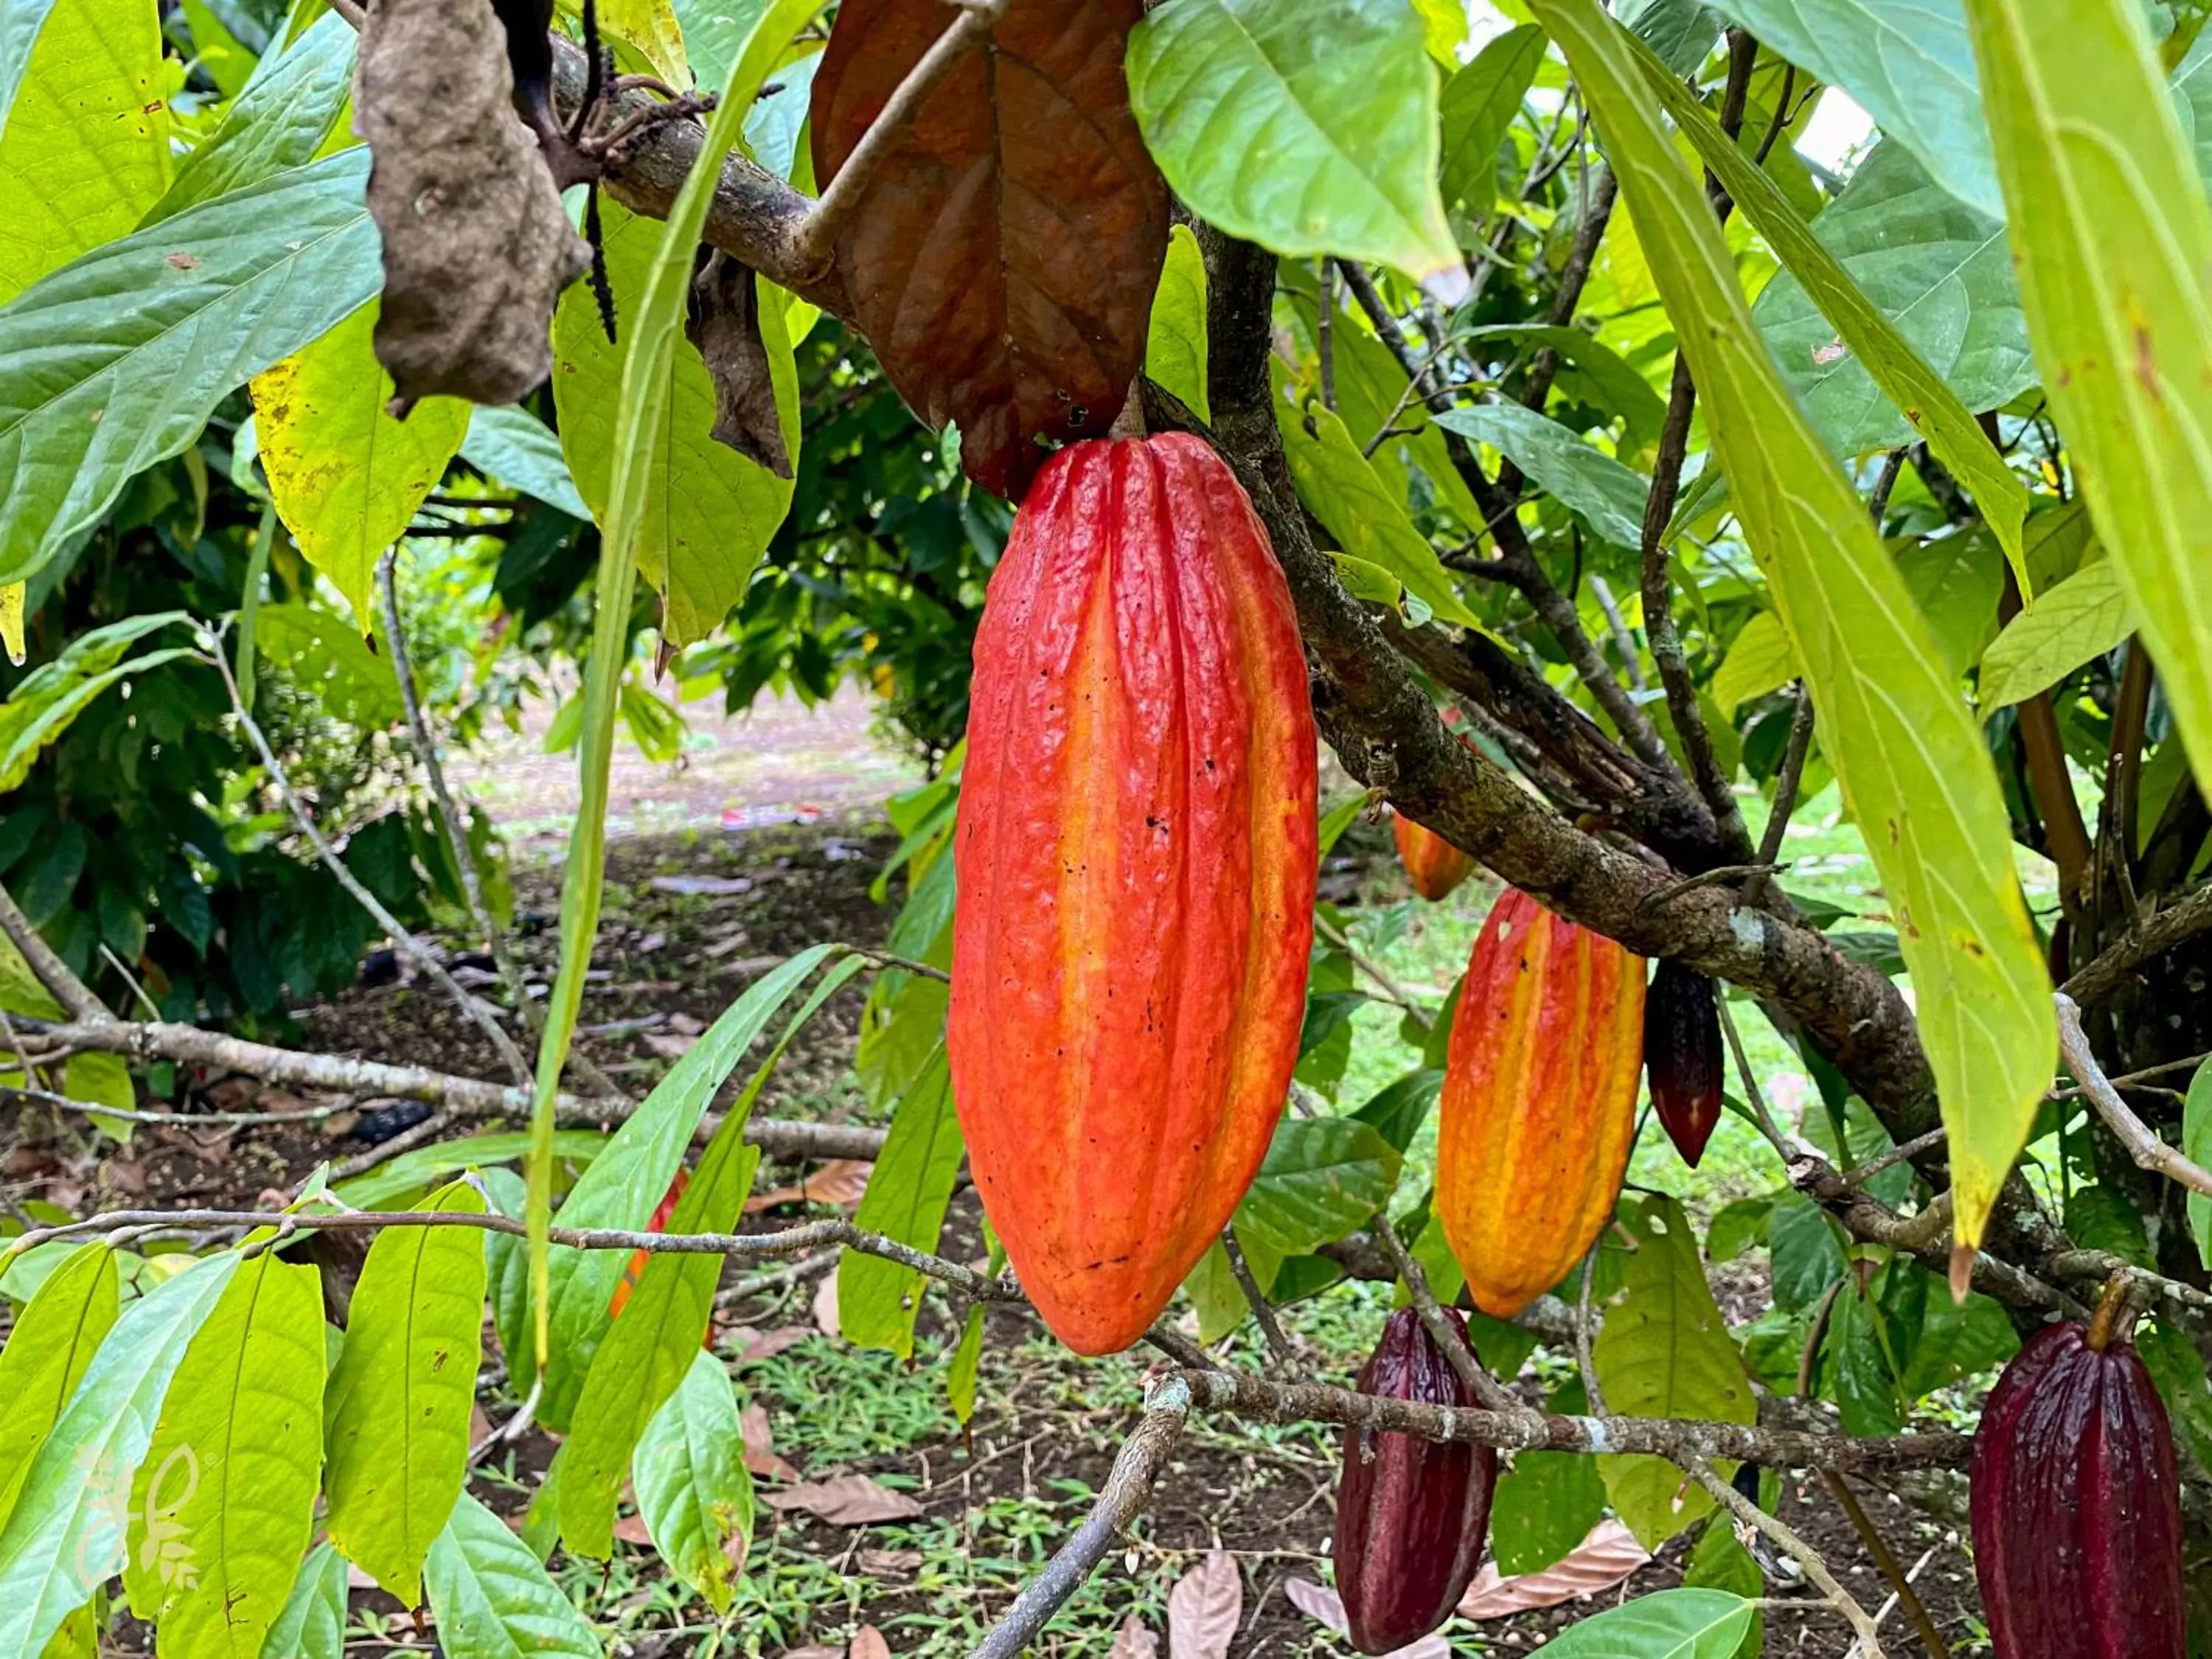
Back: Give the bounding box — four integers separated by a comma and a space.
809, 0, 1169, 499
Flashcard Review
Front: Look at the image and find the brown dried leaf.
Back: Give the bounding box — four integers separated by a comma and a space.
746, 1158, 874, 1213
354, 0, 590, 406
728, 1324, 815, 1362
612, 1513, 655, 1545
857, 1548, 924, 1574
784, 1647, 844, 1659
1281, 1581, 1447, 1659
1166, 1551, 1241, 1659
809, 0, 1167, 499
849, 1625, 891, 1659
813, 1267, 842, 1338
761, 1473, 924, 1525
1455, 1519, 1650, 1619
686, 249, 793, 476
1109, 1613, 1161, 1659
741, 1400, 802, 1481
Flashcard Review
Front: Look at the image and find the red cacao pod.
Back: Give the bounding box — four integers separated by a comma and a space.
1436, 888, 1646, 1318
1334, 1308, 1497, 1653
1394, 812, 1477, 902
1970, 1320, 2185, 1658
1644, 959, 1723, 1167
947, 434, 1319, 1355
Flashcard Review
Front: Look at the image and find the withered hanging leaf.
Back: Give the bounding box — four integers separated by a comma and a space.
686, 250, 795, 477
354, 0, 591, 408
809, 0, 1168, 500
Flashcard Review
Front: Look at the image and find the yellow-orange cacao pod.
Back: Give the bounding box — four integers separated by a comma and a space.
947, 434, 1319, 1355
1438, 888, 1646, 1317
1394, 812, 1477, 902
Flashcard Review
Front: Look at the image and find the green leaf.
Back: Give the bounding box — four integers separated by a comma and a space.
323, 1180, 488, 1607
0, 150, 380, 584
1976, 560, 2132, 712
147, 10, 355, 224
2175, 27, 2212, 184
1621, 0, 1721, 72
257, 1543, 348, 1659
0, 644, 197, 794
2135, 1316, 2212, 1474
1705, 1194, 1774, 1265
1490, 1450, 1608, 1574
1462, 323, 1671, 459
1273, 364, 1481, 627
1183, 1239, 1250, 1343
1349, 1068, 1444, 1155
253, 302, 470, 625
1440, 26, 1547, 209
1711, 611, 1793, 715
1893, 1269, 2016, 1397
1820, 1278, 1904, 1436
1537, 0, 2055, 1248
632, 1349, 754, 1614
1682, 1516, 1763, 1658
59, 1051, 132, 1141
333, 1130, 608, 1211
251, 602, 407, 727
947, 1304, 984, 1426
0, 0, 169, 303
533, 945, 852, 1430
1593, 1195, 1756, 1548
1535, 1587, 1754, 1657
0, 1251, 240, 1659
1411, 0, 1467, 63
552, 202, 799, 647
2185, 1056, 2212, 1268
1146, 223, 1210, 423
1964, 0, 2212, 796
0, 1242, 116, 1531
1234, 1118, 1402, 1258
1127, 0, 1460, 282
1747, 142, 2032, 458
422, 1491, 599, 1659
1767, 1193, 1846, 1312
1436, 403, 1649, 547
840, 1048, 963, 1358
119, 1251, 324, 1658
1633, 45, 2033, 587
461, 406, 591, 521
1715, 0, 2000, 218
559, 1116, 760, 1560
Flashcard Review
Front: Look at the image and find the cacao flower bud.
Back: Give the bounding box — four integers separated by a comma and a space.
1335, 1308, 1497, 1653
1437, 888, 1646, 1318
1644, 960, 1724, 1167
1970, 1317, 2185, 1658
1394, 811, 1477, 902
948, 434, 1318, 1356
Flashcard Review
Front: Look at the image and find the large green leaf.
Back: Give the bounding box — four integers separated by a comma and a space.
423, 1491, 599, 1659
1145, 223, 1210, 423
840, 1047, 964, 1358
1715, 0, 2000, 218
0, 0, 169, 303
1232, 1118, 1402, 1259
1436, 403, 1649, 548
0, 1251, 240, 1659
1748, 142, 2031, 457
1820, 1276, 1905, 1435
2186, 1057, 2212, 1269
322, 1180, 487, 1607
1127, 0, 1460, 283
1462, 322, 1672, 461
551, 201, 799, 647
1633, 49, 2032, 584
0, 150, 380, 584
1710, 610, 1793, 714
257, 1543, 347, 1659
145, 10, 355, 224
558, 1115, 760, 1560
1962, 0, 2212, 798
1593, 1195, 1756, 1548
0, 1242, 116, 1531
120, 1251, 324, 1659
461, 406, 591, 521
1975, 559, 2133, 712
632, 1349, 754, 1615
251, 602, 407, 728
1489, 1449, 1608, 1575
1539, 1589, 1754, 1656
1440, 25, 1547, 210
333, 1130, 609, 1211
1538, 0, 2055, 1246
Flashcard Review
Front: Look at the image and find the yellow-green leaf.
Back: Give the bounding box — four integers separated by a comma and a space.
1961, 0, 2212, 795
839, 1048, 961, 1359
1627, 31, 2032, 594
599, 0, 688, 85
631, 1349, 753, 1614
323, 1180, 487, 1607
251, 302, 469, 625
1531, 0, 2054, 1246
1976, 560, 2135, 713
1711, 611, 1795, 715
0, 0, 170, 304
1146, 224, 1210, 423
0, 583, 22, 664
0, 1243, 116, 1534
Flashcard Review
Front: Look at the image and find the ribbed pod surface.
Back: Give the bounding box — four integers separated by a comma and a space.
1970, 1321, 2185, 1658
1394, 811, 1477, 902
1334, 1308, 1497, 1653
1437, 888, 1646, 1318
947, 434, 1318, 1355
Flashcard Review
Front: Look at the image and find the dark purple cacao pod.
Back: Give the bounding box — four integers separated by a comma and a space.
1969, 1321, 2185, 1658
1644, 960, 1723, 1167
1335, 1308, 1497, 1653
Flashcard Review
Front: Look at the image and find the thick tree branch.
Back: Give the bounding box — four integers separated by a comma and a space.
2061, 880, 2212, 1007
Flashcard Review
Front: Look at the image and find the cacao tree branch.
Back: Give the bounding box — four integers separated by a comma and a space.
1220, 1225, 1300, 1372
0, 879, 112, 1023
2059, 879, 2212, 1007
2055, 991, 2212, 1199
1744, 684, 1816, 908
1683, 1452, 1888, 1658
1367, 1208, 1532, 1419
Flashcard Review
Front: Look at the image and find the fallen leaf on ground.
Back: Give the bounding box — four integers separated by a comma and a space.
728, 1324, 815, 1362
813, 1267, 842, 1338
613, 1514, 654, 1544
1281, 1580, 1448, 1659
1168, 1551, 1242, 1659
742, 1401, 802, 1481
644, 1033, 699, 1060
858, 1549, 923, 1573
1455, 1519, 1650, 1618
1109, 1613, 1161, 1659
849, 1625, 891, 1659
745, 1158, 874, 1212
762, 1473, 924, 1525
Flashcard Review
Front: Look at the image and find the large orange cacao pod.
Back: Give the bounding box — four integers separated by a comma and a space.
1393, 812, 1477, 902
947, 434, 1319, 1355
1437, 888, 1646, 1317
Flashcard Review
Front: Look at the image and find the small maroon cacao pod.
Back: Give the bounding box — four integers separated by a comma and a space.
1334, 1308, 1498, 1653
1644, 960, 1723, 1168
1969, 1320, 2185, 1659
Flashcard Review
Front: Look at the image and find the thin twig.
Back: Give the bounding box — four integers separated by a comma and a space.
1312, 914, 1432, 1028
1366, 1209, 1529, 1418
2055, 992, 2212, 1199
1745, 685, 1816, 908
1576, 1244, 1607, 1415
1, 1083, 355, 1127
2061, 880, 2212, 1007
327, 1111, 451, 1183
1818, 1469, 1951, 1658
1838, 1127, 1947, 1191
1220, 1225, 1299, 1372
1683, 1452, 1887, 1657
1635, 863, 1785, 917
0, 1004, 50, 1095
1587, 575, 1646, 692
1717, 997, 1798, 1163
